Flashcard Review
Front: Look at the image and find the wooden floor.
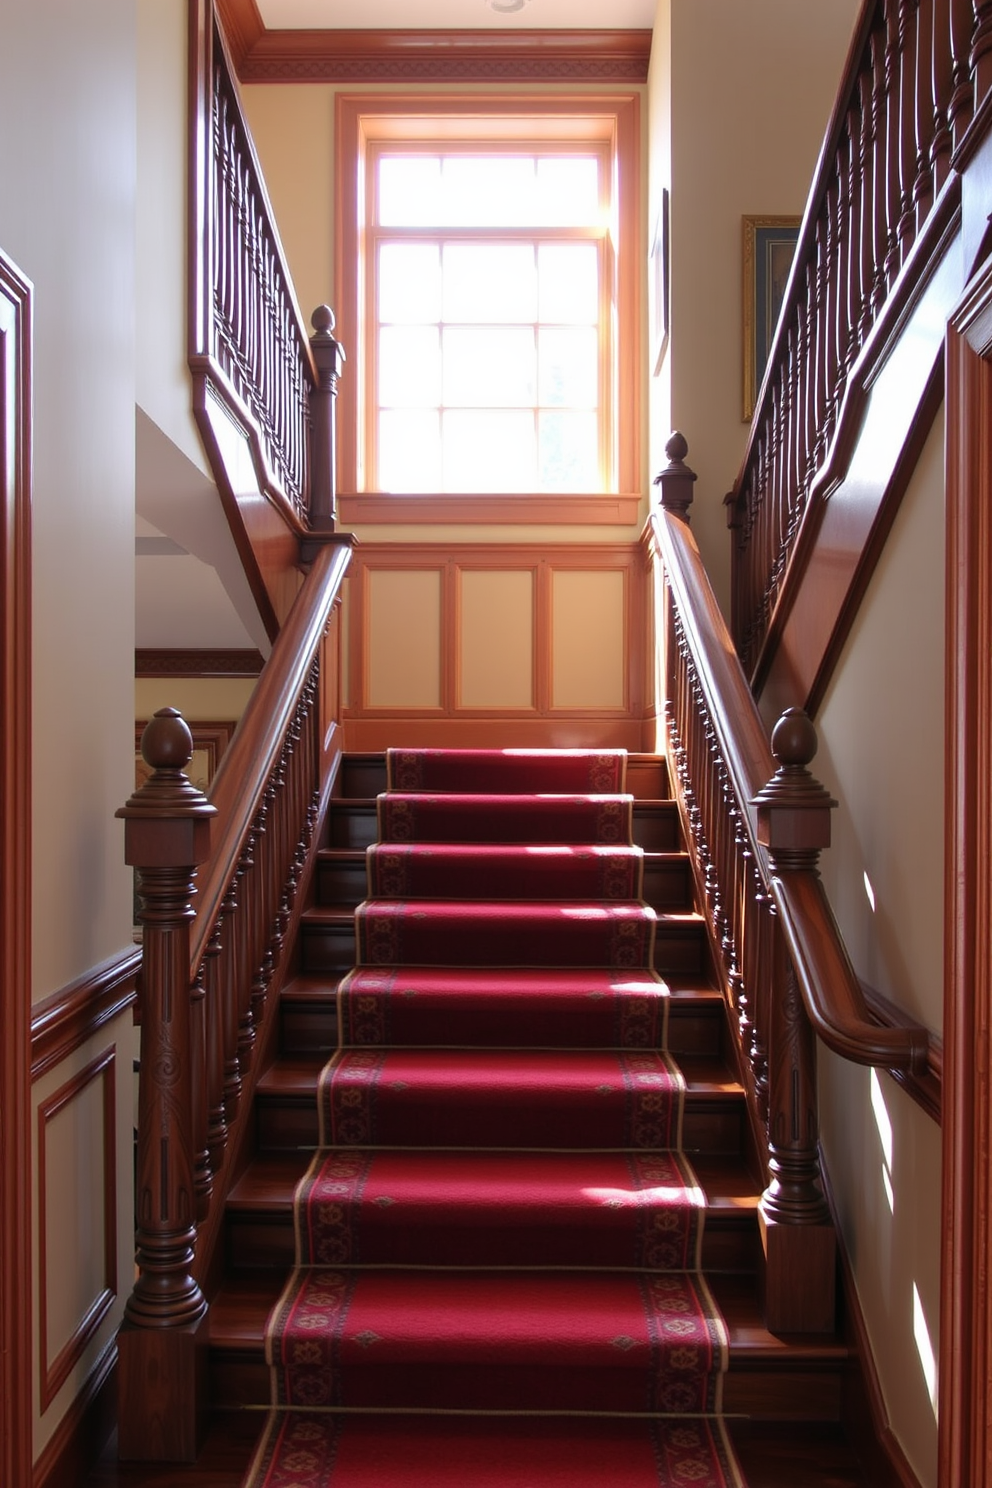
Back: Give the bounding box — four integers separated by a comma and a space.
84, 1411, 872, 1487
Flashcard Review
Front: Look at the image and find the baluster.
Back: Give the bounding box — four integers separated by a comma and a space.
190, 962, 212, 1222
234, 846, 256, 1075
857, 64, 877, 339
752, 708, 836, 1334
219, 878, 242, 1122
931, 0, 955, 189
202, 912, 228, 1176
973, 0, 992, 108
250, 800, 273, 1036
884, 0, 905, 283
896, 0, 921, 260
949, 0, 974, 149
116, 709, 215, 1461
913, 0, 938, 226
870, 21, 891, 310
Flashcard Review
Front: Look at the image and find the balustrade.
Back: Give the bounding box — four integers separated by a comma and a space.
728, 0, 988, 677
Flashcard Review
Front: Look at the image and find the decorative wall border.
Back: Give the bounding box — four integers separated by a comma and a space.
0, 246, 33, 1488
135, 647, 264, 677
30, 949, 140, 1083
215, 1, 652, 85
37, 1052, 118, 1413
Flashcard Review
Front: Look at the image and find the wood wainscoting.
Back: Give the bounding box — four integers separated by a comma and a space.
342, 542, 649, 751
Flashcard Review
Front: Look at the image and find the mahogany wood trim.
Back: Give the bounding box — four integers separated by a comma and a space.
652, 508, 929, 1074
750, 185, 961, 719
31, 1339, 116, 1488
190, 537, 353, 973
342, 718, 651, 751
338, 492, 643, 526
30, 949, 140, 1083
135, 648, 264, 677
37, 1052, 117, 1412
136, 720, 236, 789
0, 246, 33, 1488
859, 981, 942, 1123
215, 5, 651, 85
940, 277, 992, 1488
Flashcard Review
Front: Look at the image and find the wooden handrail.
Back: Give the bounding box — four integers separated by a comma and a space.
728, 0, 987, 676
651, 490, 928, 1075
191, 537, 351, 973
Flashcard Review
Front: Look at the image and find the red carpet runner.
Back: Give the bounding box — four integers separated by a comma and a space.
245, 749, 746, 1488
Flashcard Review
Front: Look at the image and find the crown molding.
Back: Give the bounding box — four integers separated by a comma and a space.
216, 2, 650, 83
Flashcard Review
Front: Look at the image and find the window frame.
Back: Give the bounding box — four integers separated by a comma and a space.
334, 93, 642, 526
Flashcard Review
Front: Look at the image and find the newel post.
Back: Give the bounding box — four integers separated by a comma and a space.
653, 431, 697, 520
751, 707, 837, 1334
115, 709, 216, 1461
309, 304, 345, 531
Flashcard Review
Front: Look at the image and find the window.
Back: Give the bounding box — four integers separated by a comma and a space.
335, 95, 642, 524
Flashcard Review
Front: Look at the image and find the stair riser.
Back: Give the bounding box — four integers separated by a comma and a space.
226, 1212, 760, 1276
254, 1093, 746, 1157
208, 1351, 843, 1423
328, 803, 684, 855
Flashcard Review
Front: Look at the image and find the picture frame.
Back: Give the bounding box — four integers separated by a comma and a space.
649, 188, 671, 377
742, 214, 802, 421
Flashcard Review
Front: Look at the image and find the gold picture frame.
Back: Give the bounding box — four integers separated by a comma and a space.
742, 214, 802, 421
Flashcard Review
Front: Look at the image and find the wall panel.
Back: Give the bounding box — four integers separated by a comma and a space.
458, 569, 535, 710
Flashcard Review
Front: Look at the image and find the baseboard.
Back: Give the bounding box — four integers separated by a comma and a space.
33, 1341, 116, 1488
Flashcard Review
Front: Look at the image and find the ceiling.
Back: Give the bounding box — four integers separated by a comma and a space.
255, 0, 656, 28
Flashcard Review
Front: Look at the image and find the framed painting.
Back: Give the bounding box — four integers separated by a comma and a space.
742, 214, 802, 420
649, 188, 671, 377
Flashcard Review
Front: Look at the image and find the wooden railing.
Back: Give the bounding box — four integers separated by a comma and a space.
651, 437, 929, 1332
116, 537, 351, 1461
727, 0, 992, 678
189, 0, 344, 633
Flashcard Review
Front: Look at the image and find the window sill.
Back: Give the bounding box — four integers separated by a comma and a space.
337, 492, 643, 526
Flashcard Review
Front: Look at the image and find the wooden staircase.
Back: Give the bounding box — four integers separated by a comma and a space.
192, 751, 870, 1488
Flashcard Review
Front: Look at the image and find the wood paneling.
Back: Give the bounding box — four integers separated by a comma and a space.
33, 1340, 116, 1488
941, 268, 992, 1488
135, 649, 264, 677
30, 950, 139, 1083
344, 542, 646, 750
215, 3, 651, 85
0, 246, 33, 1488
37, 1053, 118, 1413
338, 492, 643, 526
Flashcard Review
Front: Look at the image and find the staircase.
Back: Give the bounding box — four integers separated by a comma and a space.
205, 750, 869, 1488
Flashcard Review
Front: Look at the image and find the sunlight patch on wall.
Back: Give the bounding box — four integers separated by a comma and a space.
913, 1282, 938, 1418
870, 1068, 894, 1214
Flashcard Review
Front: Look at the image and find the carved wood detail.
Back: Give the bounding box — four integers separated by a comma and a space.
135, 648, 264, 677
0, 246, 33, 1488
37, 1052, 118, 1412
940, 265, 992, 1488
215, 2, 651, 84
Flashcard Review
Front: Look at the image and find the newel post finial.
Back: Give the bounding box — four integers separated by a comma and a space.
653, 431, 697, 521
309, 304, 345, 532
116, 708, 217, 1461
752, 707, 836, 871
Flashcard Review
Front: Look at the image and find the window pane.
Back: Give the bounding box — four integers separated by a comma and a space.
539, 411, 599, 491
538, 244, 599, 323
443, 245, 537, 323
441, 158, 536, 225
536, 158, 600, 225
539, 328, 598, 408
379, 243, 441, 323
379, 409, 441, 492
443, 327, 535, 408
443, 411, 536, 492
379, 157, 441, 226
379, 326, 441, 408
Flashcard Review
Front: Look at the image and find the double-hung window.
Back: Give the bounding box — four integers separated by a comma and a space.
336, 95, 641, 520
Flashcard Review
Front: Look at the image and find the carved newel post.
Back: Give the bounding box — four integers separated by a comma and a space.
116, 709, 216, 1461
309, 304, 345, 531
751, 707, 837, 1334
653, 431, 697, 520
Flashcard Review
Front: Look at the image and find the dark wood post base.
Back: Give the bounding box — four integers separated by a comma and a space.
759, 1207, 837, 1334
116, 1311, 208, 1462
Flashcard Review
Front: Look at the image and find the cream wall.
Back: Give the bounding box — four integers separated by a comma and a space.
0, 0, 139, 1463
648, 0, 860, 615
813, 411, 945, 1487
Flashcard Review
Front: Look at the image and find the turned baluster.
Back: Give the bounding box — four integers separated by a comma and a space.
202, 912, 228, 1176
931, 0, 955, 189
896, 0, 921, 259
751, 708, 836, 1333
949, 0, 974, 148
116, 709, 216, 1460
972, 0, 992, 110
883, 0, 905, 283
913, 0, 937, 226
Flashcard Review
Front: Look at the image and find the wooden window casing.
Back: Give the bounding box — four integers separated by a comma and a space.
335, 93, 642, 527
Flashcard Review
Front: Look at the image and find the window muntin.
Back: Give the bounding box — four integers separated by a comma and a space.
368, 142, 611, 496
